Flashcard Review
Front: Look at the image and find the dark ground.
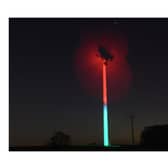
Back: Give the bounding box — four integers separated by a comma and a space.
9, 145, 168, 151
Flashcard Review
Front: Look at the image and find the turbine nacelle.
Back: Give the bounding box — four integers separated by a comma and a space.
97, 45, 113, 64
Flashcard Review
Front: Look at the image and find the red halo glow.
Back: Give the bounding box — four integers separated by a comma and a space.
75, 28, 132, 102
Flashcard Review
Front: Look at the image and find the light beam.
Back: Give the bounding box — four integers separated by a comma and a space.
103, 62, 110, 146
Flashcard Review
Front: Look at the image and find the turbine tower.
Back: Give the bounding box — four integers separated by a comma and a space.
98, 46, 113, 147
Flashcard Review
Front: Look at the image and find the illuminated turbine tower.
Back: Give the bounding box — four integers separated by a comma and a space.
98, 46, 113, 147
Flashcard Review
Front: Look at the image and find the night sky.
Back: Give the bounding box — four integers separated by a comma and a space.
9, 18, 168, 146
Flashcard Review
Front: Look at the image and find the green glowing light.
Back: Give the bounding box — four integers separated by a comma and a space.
103, 104, 109, 146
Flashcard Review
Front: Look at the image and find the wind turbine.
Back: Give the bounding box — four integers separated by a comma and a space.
97, 45, 113, 147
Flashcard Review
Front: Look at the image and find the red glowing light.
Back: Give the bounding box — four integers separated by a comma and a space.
75, 27, 132, 102
103, 63, 108, 105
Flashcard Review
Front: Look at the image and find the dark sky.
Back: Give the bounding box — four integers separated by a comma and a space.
9, 18, 168, 146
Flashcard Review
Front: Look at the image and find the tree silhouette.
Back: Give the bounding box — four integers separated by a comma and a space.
48, 131, 71, 146
140, 124, 168, 147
